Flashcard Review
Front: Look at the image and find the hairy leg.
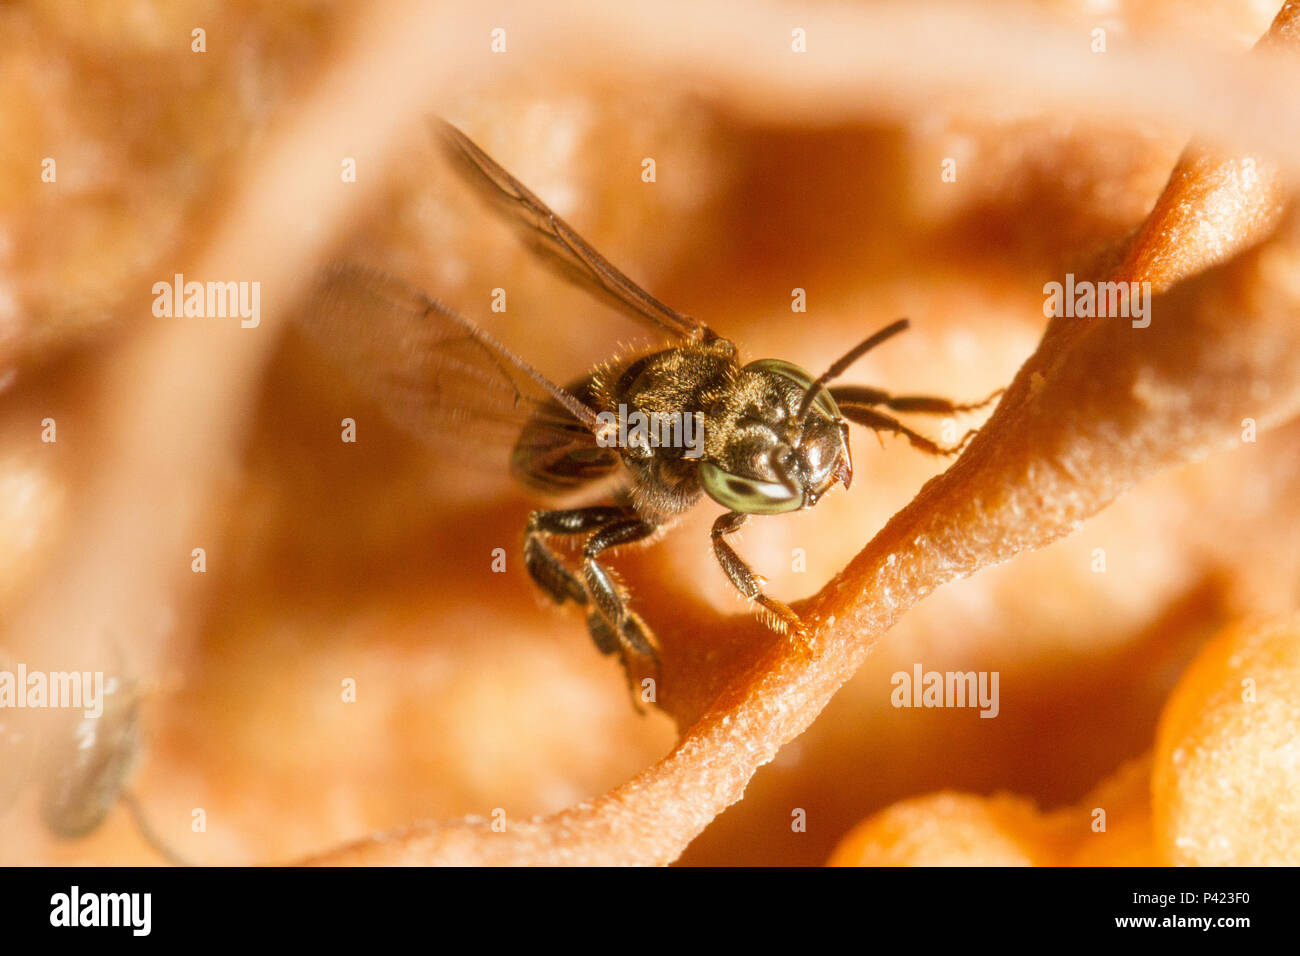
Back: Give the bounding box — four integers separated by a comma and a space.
831, 384, 1002, 416
837, 404, 977, 456
711, 511, 810, 652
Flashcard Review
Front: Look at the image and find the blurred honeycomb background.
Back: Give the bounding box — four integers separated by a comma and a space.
1, 0, 1297, 865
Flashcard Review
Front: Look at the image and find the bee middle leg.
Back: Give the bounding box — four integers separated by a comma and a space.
524, 505, 661, 675
524, 506, 629, 607
831, 384, 1002, 416
581, 515, 660, 665
711, 511, 810, 651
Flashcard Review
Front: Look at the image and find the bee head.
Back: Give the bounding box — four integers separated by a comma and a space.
699, 359, 852, 515
698, 320, 911, 515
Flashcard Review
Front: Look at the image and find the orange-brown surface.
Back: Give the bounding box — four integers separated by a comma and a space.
2, 0, 1299, 865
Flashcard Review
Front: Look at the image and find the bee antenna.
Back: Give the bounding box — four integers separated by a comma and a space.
796, 318, 911, 423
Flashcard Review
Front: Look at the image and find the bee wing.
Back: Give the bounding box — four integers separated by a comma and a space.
295, 263, 603, 468
439, 120, 713, 345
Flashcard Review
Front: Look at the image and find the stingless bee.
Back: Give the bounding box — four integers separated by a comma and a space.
299, 121, 999, 693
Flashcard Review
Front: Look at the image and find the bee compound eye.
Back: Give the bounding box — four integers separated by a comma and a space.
699, 461, 803, 515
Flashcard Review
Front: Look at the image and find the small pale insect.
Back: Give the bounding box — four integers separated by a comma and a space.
298, 121, 1000, 698
39, 675, 141, 838
0, 673, 188, 864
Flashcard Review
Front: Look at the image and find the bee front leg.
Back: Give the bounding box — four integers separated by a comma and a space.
836, 405, 976, 457
831, 384, 1002, 457
710, 512, 811, 653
